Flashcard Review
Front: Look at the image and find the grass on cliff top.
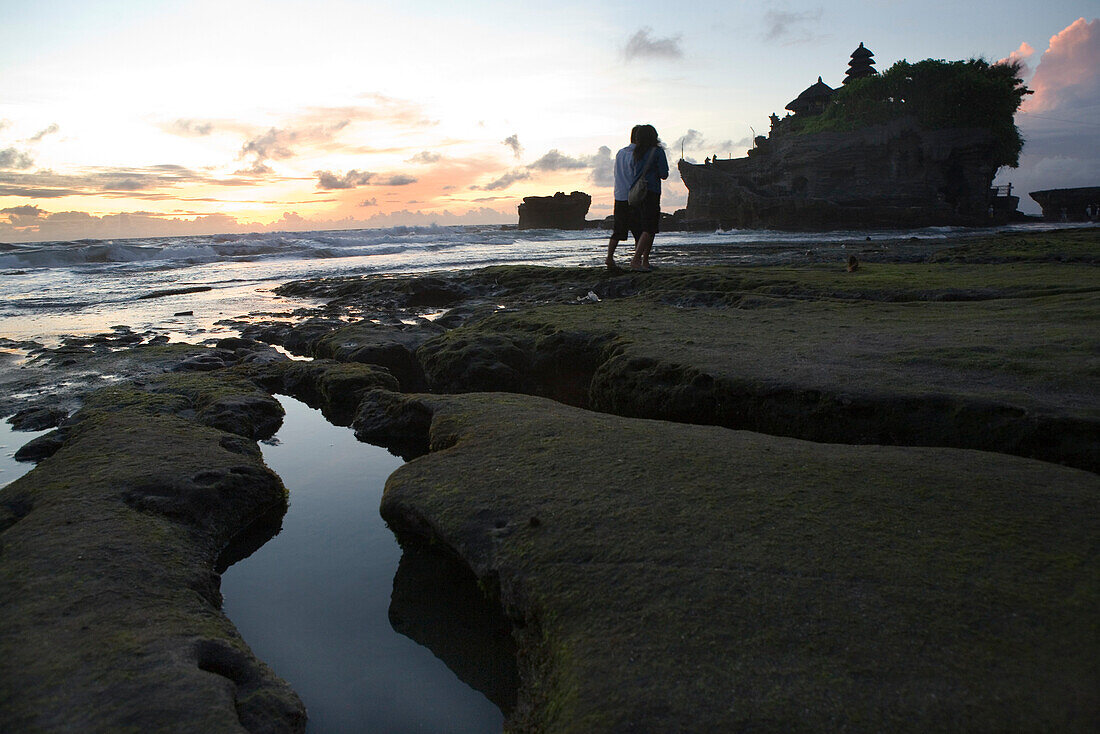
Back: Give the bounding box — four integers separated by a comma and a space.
382, 392, 1099, 732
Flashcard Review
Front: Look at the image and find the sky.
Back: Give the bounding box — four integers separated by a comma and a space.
1, 0, 1097, 242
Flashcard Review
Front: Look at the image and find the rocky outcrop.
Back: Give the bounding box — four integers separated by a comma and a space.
1030, 187, 1100, 221
371, 390, 1100, 732
517, 191, 591, 230
680, 117, 1007, 229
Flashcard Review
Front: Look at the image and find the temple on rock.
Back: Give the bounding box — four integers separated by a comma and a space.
678, 44, 1024, 229
844, 42, 877, 84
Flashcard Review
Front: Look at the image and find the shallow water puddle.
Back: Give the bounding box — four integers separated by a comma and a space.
220, 395, 511, 733
0, 420, 50, 489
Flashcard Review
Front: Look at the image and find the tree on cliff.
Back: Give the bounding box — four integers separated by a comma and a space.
788, 59, 1032, 169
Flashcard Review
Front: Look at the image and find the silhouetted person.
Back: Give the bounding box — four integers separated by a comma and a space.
628, 124, 669, 272
607, 125, 644, 271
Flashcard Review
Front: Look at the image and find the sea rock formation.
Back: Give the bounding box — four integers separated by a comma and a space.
1030, 186, 1100, 221
517, 191, 591, 230
680, 117, 1010, 229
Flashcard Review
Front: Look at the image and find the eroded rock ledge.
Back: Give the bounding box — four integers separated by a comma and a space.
0, 359, 397, 732
369, 390, 1100, 732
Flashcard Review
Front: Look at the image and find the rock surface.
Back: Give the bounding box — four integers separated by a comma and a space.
517, 191, 592, 230
0, 373, 306, 732
1030, 186, 1100, 221
680, 118, 1006, 228
409, 249, 1100, 472
375, 391, 1099, 732
2, 227, 1097, 731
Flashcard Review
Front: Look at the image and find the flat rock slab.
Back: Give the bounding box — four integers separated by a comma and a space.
379, 392, 1099, 732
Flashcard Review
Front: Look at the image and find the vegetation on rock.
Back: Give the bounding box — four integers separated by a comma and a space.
784, 58, 1031, 168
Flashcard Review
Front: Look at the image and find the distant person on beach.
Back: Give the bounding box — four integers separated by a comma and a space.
628, 124, 669, 272
606, 125, 643, 271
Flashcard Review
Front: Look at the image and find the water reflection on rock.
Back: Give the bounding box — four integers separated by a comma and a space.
389, 536, 519, 714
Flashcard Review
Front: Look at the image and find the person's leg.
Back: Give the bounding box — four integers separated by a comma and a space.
638, 193, 659, 268
634, 231, 654, 269
606, 235, 621, 269
608, 201, 631, 270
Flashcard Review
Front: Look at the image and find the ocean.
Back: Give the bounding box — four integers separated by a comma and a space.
0, 222, 1059, 349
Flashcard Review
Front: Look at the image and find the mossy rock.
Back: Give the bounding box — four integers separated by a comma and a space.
416, 289, 1099, 470
0, 407, 305, 732
377, 391, 1100, 732
312, 321, 443, 391
244, 359, 399, 426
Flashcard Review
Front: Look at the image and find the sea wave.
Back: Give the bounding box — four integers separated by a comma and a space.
0, 226, 530, 271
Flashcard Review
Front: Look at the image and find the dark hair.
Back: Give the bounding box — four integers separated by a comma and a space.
633, 124, 661, 161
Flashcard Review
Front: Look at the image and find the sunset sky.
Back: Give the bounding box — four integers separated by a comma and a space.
1, 1, 1097, 242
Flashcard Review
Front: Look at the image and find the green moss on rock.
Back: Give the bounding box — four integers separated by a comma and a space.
0, 406, 304, 732
377, 392, 1100, 732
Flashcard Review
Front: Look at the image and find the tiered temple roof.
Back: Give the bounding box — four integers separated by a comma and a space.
843, 42, 877, 84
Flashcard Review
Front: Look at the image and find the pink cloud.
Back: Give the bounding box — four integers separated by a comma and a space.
998, 41, 1035, 78
1023, 17, 1100, 113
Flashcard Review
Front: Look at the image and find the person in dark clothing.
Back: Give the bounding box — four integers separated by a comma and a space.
627, 124, 669, 272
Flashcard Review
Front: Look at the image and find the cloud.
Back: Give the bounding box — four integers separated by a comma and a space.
471, 169, 530, 191
623, 27, 683, 61
762, 8, 823, 44
406, 151, 442, 164
235, 161, 274, 176
236, 118, 357, 171
315, 169, 417, 189
164, 119, 215, 137
316, 169, 375, 189
0, 164, 269, 200
240, 128, 299, 160
0, 148, 34, 169
359, 197, 378, 207
670, 130, 753, 160
379, 174, 417, 186
674, 129, 705, 151
1, 204, 44, 218
26, 123, 60, 143
528, 149, 591, 171
587, 146, 614, 187
998, 41, 1036, 78
993, 18, 1100, 214
0, 119, 10, 132
1023, 17, 1099, 113
502, 134, 523, 158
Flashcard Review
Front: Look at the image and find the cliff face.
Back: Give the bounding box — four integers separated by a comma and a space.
680, 117, 1005, 229
517, 191, 591, 230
